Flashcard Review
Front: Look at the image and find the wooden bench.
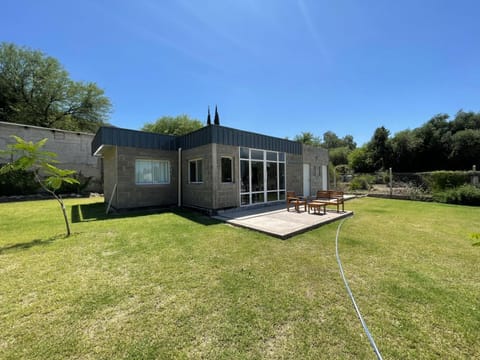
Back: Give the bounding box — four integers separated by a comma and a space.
314, 190, 345, 213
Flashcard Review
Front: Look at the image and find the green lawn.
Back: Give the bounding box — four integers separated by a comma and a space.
1, 197, 479, 359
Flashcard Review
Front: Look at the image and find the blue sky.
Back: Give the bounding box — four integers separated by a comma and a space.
3, 0, 479, 145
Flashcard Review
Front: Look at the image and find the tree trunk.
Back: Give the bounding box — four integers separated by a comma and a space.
52, 192, 71, 237
59, 198, 71, 237
34, 172, 72, 237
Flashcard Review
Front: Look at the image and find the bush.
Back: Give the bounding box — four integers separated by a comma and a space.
55, 172, 92, 194
433, 185, 480, 205
425, 171, 469, 191
349, 174, 375, 190
0, 166, 39, 195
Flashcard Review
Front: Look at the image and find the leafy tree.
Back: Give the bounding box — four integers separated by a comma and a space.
293, 131, 321, 146
141, 114, 203, 135
450, 110, 480, 133
390, 129, 421, 171
0, 136, 79, 236
322, 131, 343, 148
321, 131, 356, 150
329, 146, 350, 166
0, 42, 111, 132
368, 126, 392, 170
449, 129, 480, 169
342, 135, 357, 150
348, 145, 373, 173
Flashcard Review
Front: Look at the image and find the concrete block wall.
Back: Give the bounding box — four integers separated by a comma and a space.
113, 146, 178, 209
302, 144, 329, 194
102, 146, 117, 207
211, 143, 240, 209
181, 144, 214, 209
0, 121, 102, 192
286, 153, 303, 195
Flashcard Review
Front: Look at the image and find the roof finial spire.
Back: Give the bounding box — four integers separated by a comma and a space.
207, 106, 211, 125
214, 105, 220, 125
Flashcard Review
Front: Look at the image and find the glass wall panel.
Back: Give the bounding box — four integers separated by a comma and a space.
266, 162, 277, 190
251, 161, 264, 191
251, 150, 264, 160
240, 160, 250, 192
266, 151, 277, 161
252, 193, 264, 204
267, 191, 278, 201
240, 147, 249, 159
279, 163, 285, 189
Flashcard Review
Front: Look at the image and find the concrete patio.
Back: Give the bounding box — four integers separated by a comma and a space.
213, 202, 354, 239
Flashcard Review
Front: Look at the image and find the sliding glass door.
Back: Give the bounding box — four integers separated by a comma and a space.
240, 147, 286, 206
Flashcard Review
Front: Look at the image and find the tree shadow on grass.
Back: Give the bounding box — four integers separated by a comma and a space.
0, 234, 64, 255
71, 203, 221, 226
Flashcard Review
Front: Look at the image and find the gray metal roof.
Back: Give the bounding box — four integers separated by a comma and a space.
92, 125, 302, 155
92, 127, 176, 154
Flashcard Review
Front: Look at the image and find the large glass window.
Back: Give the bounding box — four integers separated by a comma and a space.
135, 159, 170, 185
189, 159, 203, 183
239, 147, 286, 206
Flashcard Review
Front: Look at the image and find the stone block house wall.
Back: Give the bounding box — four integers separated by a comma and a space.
182, 143, 240, 210
212, 143, 240, 209
286, 153, 303, 195
181, 143, 214, 210
303, 144, 330, 195
0, 121, 102, 192
107, 146, 178, 210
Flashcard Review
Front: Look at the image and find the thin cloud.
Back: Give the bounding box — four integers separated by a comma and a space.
296, 0, 330, 61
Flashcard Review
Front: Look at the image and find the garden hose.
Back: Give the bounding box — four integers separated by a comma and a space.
335, 217, 383, 360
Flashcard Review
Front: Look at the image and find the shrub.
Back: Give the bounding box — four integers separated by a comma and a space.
425, 171, 469, 191
56, 172, 92, 194
349, 174, 375, 190
0, 166, 39, 195
433, 185, 480, 205
405, 183, 430, 201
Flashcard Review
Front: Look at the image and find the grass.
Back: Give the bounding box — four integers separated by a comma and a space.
0, 197, 479, 359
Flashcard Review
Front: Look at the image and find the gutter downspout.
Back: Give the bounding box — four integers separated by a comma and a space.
178, 147, 182, 207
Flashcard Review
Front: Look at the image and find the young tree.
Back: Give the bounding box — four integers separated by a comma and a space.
0, 43, 111, 132
141, 114, 203, 135
0, 136, 79, 236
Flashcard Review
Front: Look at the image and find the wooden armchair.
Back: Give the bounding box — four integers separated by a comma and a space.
286, 191, 307, 212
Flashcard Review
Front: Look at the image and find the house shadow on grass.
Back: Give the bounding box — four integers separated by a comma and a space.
0, 234, 64, 255
71, 203, 221, 227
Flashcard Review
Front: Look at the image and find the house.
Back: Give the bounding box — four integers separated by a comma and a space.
91, 124, 329, 212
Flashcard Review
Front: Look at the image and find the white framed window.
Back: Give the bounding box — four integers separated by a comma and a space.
189, 159, 203, 183
135, 159, 170, 185
221, 157, 233, 183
